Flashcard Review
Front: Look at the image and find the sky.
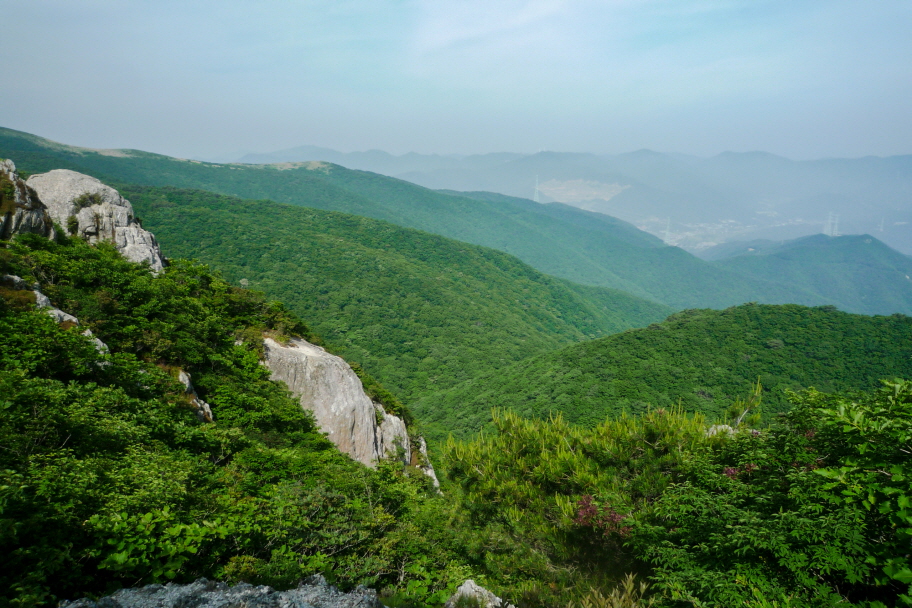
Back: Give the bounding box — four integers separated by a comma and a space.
1, 0, 910, 160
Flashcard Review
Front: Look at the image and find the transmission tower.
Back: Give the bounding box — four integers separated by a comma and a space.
533, 175, 540, 203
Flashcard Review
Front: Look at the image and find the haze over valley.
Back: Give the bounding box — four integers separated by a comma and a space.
238, 144, 912, 256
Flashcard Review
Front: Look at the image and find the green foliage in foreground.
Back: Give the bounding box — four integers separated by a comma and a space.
445, 382, 912, 606
122, 184, 671, 401
0, 236, 462, 607
416, 304, 912, 440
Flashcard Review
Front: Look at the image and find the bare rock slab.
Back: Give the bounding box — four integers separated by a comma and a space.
60, 575, 384, 608
26, 169, 164, 272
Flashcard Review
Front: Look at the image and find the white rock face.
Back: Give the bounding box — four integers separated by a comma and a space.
444, 580, 515, 608
415, 436, 441, 489
0, 160, 55, 241
28, 282, 80, 325
177, 370, 214, 423
81, 329, 110, 355
262, 336, 433, 472
26, 170, 164, 272
263, 337, 393, 466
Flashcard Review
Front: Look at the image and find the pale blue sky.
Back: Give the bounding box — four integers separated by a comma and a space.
1, 0, 910, 159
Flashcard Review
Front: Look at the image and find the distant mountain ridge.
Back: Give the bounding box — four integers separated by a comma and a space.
237, 143, 912, 256
709, 234, 912, 315
1, 126, 909, 315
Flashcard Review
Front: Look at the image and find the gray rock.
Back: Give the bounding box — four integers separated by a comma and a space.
262, 338, 441, 481
30, 288, 80, 325
81, 328, 111, 355
263, 337, 387, 466
262, 336, 439, 484
1, 274, 28, 290
178, 369, 214, 422
0, 159, 56, 241
32, 289, 52, 309
415, 437, 441, 489
26, 170, 164, 272
444, 580, 514, 608
60, 575, 384, 608
377, 403, 410, 465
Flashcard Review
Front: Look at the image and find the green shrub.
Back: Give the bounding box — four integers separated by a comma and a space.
73, 192, 103, 210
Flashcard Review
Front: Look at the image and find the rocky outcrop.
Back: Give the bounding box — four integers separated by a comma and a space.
26, 169, 164, 272
81, 328, 110, 355
262, 337, 411, 467
414, 436, 441, 489
444, 580, 515, 608
2, 274, 109, 354
0, 159, 55, 241
60, 575, 383, 608
377, 403, 410, 465
32, 287, 79, 325
177, 369, 214, 422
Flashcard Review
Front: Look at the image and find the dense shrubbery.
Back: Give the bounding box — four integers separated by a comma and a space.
443, 383, 912, 607
0, 235, 461, 607
417, 304, 912, 440
630, 380, 912, 606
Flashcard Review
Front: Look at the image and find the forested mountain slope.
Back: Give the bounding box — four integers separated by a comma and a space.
0, 233, 457, 605
707, 234, 912, 315
414, 304, 912, 440
0, 127, 831, 310
124, 185, 671, 401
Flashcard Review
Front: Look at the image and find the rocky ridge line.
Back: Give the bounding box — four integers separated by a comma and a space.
60, 576, 512, 608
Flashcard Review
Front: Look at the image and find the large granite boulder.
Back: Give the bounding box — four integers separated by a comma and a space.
262, 337, 412, 467
60, 575, 383, 608
0, 159, 55, 240
26, 169, 164, 272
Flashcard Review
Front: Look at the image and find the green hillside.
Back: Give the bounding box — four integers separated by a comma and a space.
6, 232, 909, 607
123, 184, 671, 402
413, 304, 912, 440
710, 234, 912, 315
0, 127, 827, 310
0, 233, 467, 605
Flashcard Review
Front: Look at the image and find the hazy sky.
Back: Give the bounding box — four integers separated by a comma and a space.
1, 0, 910, 160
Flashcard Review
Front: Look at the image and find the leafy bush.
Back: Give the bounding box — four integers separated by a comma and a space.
630, 380, 912, 607
72, 192, 103, 210
0, 235, 460, 607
